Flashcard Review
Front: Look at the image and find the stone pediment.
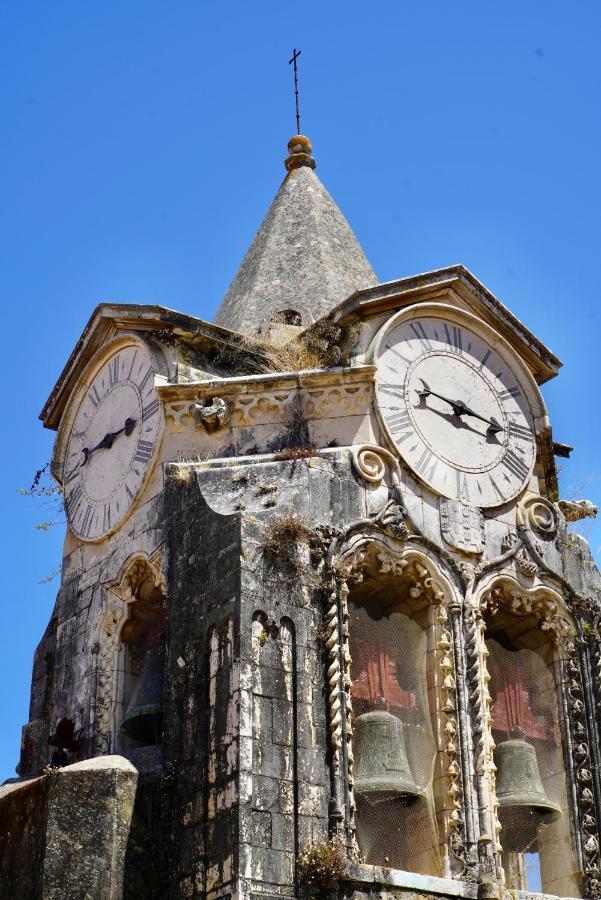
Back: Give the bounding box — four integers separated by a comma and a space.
39, 303, 244, 431
328, 264, 562, 385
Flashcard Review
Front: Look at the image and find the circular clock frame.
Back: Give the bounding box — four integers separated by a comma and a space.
369, 303, 547, 508
54, 334, 167, 543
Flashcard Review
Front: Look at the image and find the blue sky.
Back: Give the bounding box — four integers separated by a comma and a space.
1, 0, 599, 821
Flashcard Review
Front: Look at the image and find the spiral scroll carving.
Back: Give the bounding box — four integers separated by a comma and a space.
351, 445, 388, 484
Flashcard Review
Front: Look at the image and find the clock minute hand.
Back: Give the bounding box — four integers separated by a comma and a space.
417, 379, 503, 435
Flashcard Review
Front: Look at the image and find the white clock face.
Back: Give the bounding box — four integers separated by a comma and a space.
375, 310, 536, 507
63, 343, 163, 541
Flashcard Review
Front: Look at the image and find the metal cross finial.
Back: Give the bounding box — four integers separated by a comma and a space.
288, 48, 302, 135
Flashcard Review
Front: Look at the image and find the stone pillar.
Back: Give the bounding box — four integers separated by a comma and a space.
0, 755, 138, 900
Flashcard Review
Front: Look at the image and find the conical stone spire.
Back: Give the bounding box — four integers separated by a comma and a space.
213, 136, 377, 336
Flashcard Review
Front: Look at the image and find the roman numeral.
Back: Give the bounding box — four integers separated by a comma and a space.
508, 420, 532, 441
456, 470, 470, 502
142, 398, 160, 420
444, 324, 463, 354
385, 410, 413, 444
409, 321, 432, 353
385, 342, 412, 366
102, 503, 112, 532
134, 439, 154, 463
108, 355, 121, 387
64, 467, 80, 486
499, 386, 521, 402
138, 368, 153, 394
479, 348, 492, 370
80, 504, 94, 538
489, 476, 505, 501
415, 447, 437, 480
125, 483, 135, 502
66, 482, 83, 516
502, 449, 529, 481
89, 384, 102, 409
127, 350, 139, 381
379, 383, 405, 407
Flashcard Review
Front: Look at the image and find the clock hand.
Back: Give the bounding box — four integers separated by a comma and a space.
417, 379, 503, 435
81, 417, 137, 466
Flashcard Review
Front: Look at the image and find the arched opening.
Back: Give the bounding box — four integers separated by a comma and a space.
272, 309, 302, 327
482, 582, 581, 896
109, 560, 167, 755
347, 545, 455, 877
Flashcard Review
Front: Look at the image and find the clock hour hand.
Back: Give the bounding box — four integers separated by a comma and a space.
81, 417, 137, 466
417, 379, 503, 435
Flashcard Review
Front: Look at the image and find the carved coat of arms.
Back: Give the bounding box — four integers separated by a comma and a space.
439, 499, 485, 555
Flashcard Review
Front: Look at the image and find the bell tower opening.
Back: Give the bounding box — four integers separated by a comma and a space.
483, 592, 581, 897
347, 548, 452, 878
118, 582, 166, 752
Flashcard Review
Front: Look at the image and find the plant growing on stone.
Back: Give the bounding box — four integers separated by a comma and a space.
297, 836, 347, 892
17, 463, 65, 532
260, 512, 314, 576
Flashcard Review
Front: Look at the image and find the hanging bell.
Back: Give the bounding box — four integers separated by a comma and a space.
494, 738, 561, 851
121, 644, 164, 745
353, 710, 424, 806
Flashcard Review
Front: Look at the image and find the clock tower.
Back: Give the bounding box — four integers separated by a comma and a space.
2, 135, 601, 900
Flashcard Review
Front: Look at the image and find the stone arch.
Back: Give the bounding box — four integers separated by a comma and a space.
95, 550, 167, 755
330, 532, 468, 877
473, 574, 584, 895
475, 573, 575, 644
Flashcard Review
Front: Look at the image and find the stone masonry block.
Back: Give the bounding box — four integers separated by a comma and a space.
0, 755, 137, 900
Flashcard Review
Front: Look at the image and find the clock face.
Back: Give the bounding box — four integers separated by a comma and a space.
375, 310, 537, 507
62, 343, 163, 541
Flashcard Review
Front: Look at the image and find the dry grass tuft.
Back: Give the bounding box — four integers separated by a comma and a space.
297, 837, 347, 891
260, 512, 314, 574
211, 318, 362, 377
274, 445, 319, 461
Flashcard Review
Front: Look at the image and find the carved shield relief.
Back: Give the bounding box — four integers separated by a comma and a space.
439, 499, 485, 555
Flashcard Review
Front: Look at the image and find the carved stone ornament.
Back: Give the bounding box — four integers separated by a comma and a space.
518, 494, 558, 537
502, 531, 538, 577
439, 499, 485, 556
479, 578, 574, 641
105, 548, 167, 604
558, 498, 598, 523
192, 397, 230, 433
351, 445, 387, 484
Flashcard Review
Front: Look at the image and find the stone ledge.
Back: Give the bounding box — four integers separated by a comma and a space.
345, 864, 478, 898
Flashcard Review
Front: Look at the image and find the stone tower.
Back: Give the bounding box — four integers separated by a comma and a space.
2, 136, 601, 900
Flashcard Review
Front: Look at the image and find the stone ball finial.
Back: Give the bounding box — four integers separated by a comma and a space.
285, 135, 316, 172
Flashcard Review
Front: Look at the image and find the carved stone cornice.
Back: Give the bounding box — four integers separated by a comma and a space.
158, 366, 375, 433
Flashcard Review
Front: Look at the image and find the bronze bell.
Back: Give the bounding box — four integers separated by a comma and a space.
121, 644, 164, 744
494, 738, 561, 851
353, 710, 424, 805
